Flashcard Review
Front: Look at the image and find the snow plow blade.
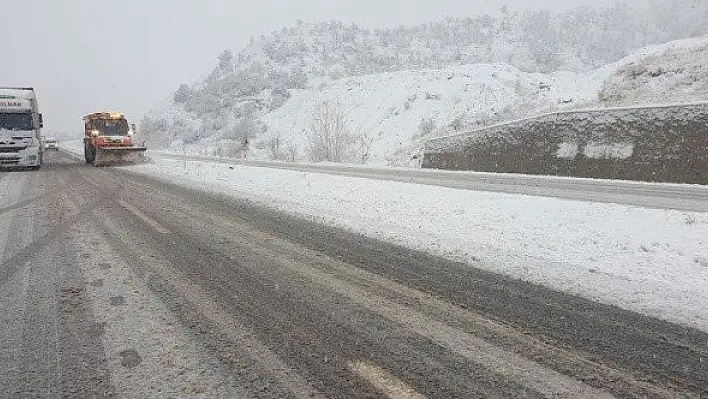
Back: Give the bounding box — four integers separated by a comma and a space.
94, 146, 148, 167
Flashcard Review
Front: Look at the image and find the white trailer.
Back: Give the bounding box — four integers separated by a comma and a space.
0, 87, 44, 169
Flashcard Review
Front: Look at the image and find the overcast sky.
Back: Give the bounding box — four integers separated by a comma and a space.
2, 0, 646, 135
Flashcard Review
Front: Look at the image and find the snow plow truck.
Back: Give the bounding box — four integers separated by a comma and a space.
83, 112, 146, 166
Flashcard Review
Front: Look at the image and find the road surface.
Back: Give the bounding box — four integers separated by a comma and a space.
1, 151, 706, 397
154, 151, 708, 213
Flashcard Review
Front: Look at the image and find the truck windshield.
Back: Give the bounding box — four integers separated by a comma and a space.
0, 113, 34, 131
94, 119, 129, 136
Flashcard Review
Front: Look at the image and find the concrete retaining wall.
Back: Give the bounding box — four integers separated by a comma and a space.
422, 102, 708, 184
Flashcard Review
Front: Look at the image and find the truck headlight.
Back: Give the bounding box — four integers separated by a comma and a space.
91, 130, 100, 137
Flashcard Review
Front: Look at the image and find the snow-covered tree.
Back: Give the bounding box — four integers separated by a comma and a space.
173, 84, 195, 103
227, 114, 259, 141
217, 49, 234, 73
418, 118, 437, 136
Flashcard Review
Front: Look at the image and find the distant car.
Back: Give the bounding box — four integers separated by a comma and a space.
43, 137, 58, 150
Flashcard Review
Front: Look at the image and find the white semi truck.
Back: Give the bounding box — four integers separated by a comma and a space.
0, 87, 44, 169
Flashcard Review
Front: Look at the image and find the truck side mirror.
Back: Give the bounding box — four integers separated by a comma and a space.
39, 113, 44, 128
130, 123, 137, 133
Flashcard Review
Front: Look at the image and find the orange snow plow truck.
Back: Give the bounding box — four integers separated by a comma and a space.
83, 111, 146, 166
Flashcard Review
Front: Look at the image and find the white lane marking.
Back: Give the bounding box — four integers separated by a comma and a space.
117, 200, 171, 234
349, 361, 426, 399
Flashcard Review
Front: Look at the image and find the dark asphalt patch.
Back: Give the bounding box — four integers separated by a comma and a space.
110, 296, 126, 306
87, 322, 106, 337
119, 349, 142, 369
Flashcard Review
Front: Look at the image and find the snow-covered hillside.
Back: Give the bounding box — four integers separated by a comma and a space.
142, 35, 708, 165
140, 2, 708, 166
261, 64, 609, 165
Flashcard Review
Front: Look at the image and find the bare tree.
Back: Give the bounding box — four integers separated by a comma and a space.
356, 132, 372, 164
307, 102, 357, 162
285, 141, 299, 162
266, 132, 284, 160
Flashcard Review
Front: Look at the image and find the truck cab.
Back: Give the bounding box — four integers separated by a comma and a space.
0, 87, 43, 169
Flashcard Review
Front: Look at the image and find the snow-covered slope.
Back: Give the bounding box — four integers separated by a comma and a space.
140, 2, 708, 163
264, 36, 708, 166
599, 36, 708, 105
142, 33, 708, 166
261, 64, 605, 166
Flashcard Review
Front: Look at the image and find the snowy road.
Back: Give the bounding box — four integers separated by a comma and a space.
153, 151, 708, 212
1, 151, 706, 397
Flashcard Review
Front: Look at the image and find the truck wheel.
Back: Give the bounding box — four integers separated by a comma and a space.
84, 143, 95, 164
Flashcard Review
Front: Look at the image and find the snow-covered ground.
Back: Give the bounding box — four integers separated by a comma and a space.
61, 141, 708, 332
148, 62, 603, 166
